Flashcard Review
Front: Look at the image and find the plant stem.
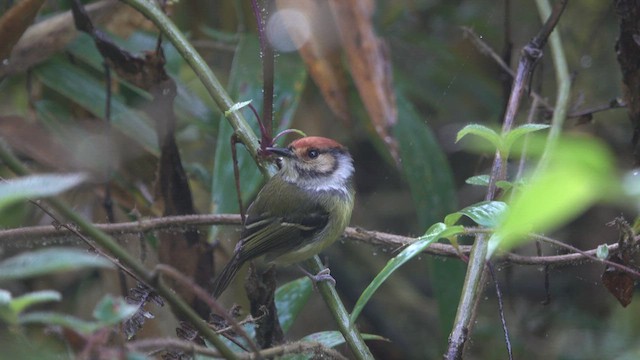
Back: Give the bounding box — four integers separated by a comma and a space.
304, 257, 374, 360
536, 0, 571, 170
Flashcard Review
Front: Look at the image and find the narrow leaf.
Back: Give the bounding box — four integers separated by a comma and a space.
350, 223, 463, 323
0, 248, 114, 281
0, 173, 86, 210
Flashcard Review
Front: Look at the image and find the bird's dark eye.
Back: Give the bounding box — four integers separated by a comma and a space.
307, 149, 319, 159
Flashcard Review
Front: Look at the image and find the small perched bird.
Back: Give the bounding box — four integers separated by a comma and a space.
212, 136, 355, 298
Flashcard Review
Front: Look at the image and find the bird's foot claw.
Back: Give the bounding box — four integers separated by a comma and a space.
298, 266, 336, 290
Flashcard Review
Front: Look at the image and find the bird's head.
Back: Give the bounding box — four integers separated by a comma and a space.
266, 136, 354, 194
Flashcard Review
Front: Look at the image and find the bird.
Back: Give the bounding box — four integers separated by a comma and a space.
212, 136, 355, 298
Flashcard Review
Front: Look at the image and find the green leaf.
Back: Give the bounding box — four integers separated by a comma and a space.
596, 244, 609, 260
0, 173, 87, 210
465, 175, 490, 186
33, 57, 159, 155
490, 137, 618, 257
502, 124, 550, 155
444, 201, 507, 228
456, 124, 501, 151
92, 295, 138, 326
0, 290, 62, 324
275, 277, 312, 333
0, 248, 114, 281
210, 34, 307, 223
225, 100, 252, 116
19, 311, 98, 334
396, 92, 457, 231
10, 291, 61, 316
350, 223, 462, 323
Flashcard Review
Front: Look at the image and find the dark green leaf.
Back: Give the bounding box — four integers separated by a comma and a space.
0, 248, 114, 281
395, 90, 463, 345
276, 277, 312, 333
444, 201, 507, 228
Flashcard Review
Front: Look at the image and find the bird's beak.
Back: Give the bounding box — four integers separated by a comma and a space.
266, 146, 294, 158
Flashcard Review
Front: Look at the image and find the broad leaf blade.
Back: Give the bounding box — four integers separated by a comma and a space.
276, 277, 313, 333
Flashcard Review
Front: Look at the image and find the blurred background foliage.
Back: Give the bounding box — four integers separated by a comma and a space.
0, 0, 638, 359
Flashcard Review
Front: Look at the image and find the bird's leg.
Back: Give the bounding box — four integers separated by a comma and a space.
297, 265, 336, 290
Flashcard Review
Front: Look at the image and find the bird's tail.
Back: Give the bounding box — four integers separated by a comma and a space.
212, 253, 242, 298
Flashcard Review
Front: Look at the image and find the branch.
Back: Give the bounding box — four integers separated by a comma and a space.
304, 257, 375, 360
0, 215, 632, 269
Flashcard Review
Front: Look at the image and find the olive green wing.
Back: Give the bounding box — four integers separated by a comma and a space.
236, 204, 329, 262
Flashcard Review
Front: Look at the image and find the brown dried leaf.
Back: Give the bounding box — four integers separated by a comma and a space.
276, 0, 350, 124
0, 0, 46, 60
0, 0, 121, 77
0, 116, 70, 170
329, 0, 398, 162
601, 255, 635, 307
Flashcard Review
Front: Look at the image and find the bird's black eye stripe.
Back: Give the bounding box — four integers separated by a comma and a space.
307, 149, 319, 158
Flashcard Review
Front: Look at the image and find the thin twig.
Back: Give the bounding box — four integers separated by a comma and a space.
487, 262, 513, 360
128, 337, 348, 360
